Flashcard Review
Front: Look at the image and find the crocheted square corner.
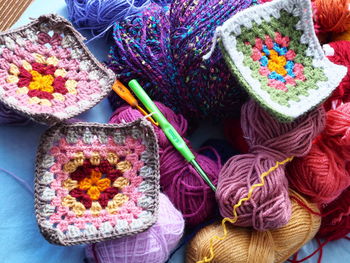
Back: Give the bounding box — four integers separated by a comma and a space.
34, 119, 160, 245
0, 14, 115, 125
219, 0, 347, 121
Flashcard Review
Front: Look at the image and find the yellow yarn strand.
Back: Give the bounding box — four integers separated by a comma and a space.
196, 156, 294, 263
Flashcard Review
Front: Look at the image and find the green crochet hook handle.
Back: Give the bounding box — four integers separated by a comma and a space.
128, 79, 216, 191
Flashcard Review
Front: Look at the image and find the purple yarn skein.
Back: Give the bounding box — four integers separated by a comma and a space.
85, 193, 185, 263
0, 103, 30, 125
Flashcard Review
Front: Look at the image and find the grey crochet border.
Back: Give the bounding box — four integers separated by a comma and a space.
35, 119, 160, 246
0, 14, 115, 125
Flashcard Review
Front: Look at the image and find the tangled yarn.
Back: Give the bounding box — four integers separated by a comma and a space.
108, 0, 260, 122
317, 187, 350, 241
109, 102, 221, 226
287, 102, 350, 204
65, 0, 153, 37
186, 190, 321, 263
216, 100, 325, 230
85, 193, 185, 263
323, 41, 350, 110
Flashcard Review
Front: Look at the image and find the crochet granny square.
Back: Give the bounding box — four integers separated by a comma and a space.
219, 0, 347, 121
0, 14, 115, 125
35, 119, 159, 245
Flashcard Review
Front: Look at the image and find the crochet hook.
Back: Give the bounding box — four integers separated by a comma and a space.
128, 79, 217, 191
112, 80, 158, 126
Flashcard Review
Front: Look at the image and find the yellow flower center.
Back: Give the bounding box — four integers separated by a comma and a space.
28, 70, 54, 93
78, 170, 111, 200
267, 50, 287, 76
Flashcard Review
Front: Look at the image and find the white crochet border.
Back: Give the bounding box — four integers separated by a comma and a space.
220, 0, 347, 120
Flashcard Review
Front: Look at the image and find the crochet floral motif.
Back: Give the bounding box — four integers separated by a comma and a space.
50, 136, 145, 228
62, 157, 130, 212
218, 0, 347, 121
235, 12, 328, 107
251, 33, 306, 92
35, 121, 159, 245
0, 15, 115, 124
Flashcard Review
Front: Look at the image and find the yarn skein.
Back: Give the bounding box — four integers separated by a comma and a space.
186, 190, 321, 263
108, 0, 258, 122
287, 102, 350, 204
65, 0, 154, 37
109, 102, 221, 226
314, 0, 350, 33
217, 100, 325, 230
85, 193, 185, 263
0, 103, 30, 125
317, 187, 350, 241
323, 41, 350, 111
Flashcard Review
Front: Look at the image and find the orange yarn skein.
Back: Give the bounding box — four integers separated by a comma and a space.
315, 0, 350, 33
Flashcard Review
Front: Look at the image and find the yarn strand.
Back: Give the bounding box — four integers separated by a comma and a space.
196, 156, 294, 263
0, 168, 34, 194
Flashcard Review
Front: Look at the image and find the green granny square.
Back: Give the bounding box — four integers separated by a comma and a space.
219, 0, 347, 121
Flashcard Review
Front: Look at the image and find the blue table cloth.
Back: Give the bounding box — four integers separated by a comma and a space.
0, 0, 349, 262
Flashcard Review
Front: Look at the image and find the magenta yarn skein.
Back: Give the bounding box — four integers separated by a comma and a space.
85, 193, 185, 263
109, 102, 221, 225
216, 100, 325, 230
159, 146, 219, 225
110, 103, 187, 149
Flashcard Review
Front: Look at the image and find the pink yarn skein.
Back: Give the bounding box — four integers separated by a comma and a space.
216, 100, 325, 230
85, 193, 185, 263
109, 102, 221, 226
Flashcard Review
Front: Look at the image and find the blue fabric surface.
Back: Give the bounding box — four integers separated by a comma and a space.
0, 0, 349, 262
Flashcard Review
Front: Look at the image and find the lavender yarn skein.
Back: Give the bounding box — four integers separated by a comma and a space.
65, 0, 153, 37
85, 193, 185, 263
108, 0, 259, 122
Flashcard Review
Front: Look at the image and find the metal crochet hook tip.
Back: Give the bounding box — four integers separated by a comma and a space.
190, 160, 217, 191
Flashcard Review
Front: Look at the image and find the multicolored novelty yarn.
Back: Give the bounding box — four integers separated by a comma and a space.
215, 0, 347, 121
216, 100, 325, 230
109, 102, 221, 226
0, 14, 115, 125
108, 0, 259, 122
85, 193, 185, 263
34, 120, 160, 245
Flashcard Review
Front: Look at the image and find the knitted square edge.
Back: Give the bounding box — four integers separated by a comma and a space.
219, 0, 347, 121
34, 119, 160, 245
0, 14, 115, 125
